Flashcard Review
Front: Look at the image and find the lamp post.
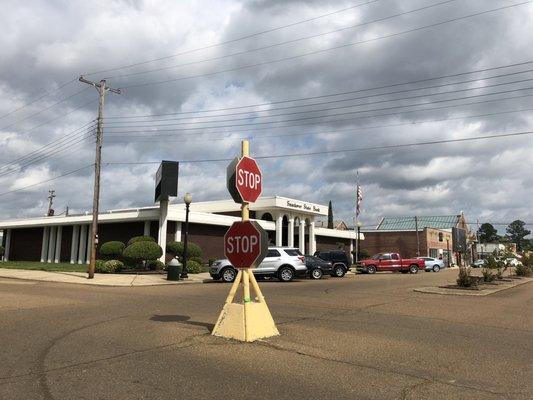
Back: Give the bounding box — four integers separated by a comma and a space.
181, 192, 192, 279
355, 221, 362, 263
446, 238, 451, 267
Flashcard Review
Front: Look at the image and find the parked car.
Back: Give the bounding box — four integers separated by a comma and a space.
416, 257, 445, 272
505, 258, 523, 267
471, 259, 486, 268
305, 255, 333, 279
209, 247, 308, 283
357, 253, 425, 274
313, 250, 351, 277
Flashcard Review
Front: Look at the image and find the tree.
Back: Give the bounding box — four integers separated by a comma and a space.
477, 223, 499, 242
505, 220, 531, 251
327, 200, 333, 229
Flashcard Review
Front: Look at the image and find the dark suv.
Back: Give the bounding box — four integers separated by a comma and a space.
314, 250, 352, 277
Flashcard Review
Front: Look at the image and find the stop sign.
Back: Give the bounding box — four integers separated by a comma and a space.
224, 221, 268, 269
227, 156, 262, 203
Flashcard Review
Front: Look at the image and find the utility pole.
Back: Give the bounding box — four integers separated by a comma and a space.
47, 190, 56, 216
79, 76, 121, 279
415, 216, 420, 257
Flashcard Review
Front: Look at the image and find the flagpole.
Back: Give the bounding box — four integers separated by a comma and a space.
355, 171, 360, 264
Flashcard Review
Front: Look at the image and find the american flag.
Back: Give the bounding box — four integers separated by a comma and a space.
356, 183, 363, 218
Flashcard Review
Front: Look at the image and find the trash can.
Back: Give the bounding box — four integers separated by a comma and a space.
167, 258, 182, 281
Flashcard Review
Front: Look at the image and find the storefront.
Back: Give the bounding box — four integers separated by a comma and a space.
0, 196, 362, 263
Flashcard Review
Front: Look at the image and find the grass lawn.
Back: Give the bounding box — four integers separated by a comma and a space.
0, 261, 87, 273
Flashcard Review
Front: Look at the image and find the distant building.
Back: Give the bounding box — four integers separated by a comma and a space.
361, 214, 472, 266
315, 220, 349, 230
476, 242, 517, 257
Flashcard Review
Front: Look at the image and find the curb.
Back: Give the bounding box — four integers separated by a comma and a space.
413, 278, 532, 296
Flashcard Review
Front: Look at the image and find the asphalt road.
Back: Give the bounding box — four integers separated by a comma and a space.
0, 269, 531, 400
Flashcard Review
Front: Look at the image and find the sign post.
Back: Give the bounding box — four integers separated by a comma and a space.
212, 140, 279, 342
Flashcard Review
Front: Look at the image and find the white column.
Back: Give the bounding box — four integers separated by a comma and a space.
143, 220, 151, 236
349, 239, 354, 263
47, 226, 57, 263
288, 217, 295, 248
4, 229, 11, 261
40, 227, 49, 262
275, 214, 283, 247
299, 220, 306, 254
54, 226, 62, 263
174, 221, 182, 242
86, 225, 92, 264
70, 225, 79, 264
78, 225, 88, 264
158, 200, 168, 262
309, 220, 316, 255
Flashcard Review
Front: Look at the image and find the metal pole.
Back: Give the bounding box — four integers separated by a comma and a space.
415, 216, 420, 257
181, 202, 190, 279
355, 225, 360, 263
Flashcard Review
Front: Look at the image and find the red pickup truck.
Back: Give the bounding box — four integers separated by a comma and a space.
357, 253, 425, 274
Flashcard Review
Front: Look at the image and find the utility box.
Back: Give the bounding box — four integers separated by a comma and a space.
155, 161, 179, 202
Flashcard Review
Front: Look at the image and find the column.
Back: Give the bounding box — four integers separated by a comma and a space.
86, 225, 92, 264
54, 226, 62, 263
308, 220, 316, 255
143, 220, 151, 236
298, 219, 306, 254
78, 225, 88, 264
40, 227, 49, 262
288, 217, 294, 248
174, 221, 182, 242
70, 225, 80, 264
3, 229, 11, 261
158, 200, 168, 262
275, 214, 283, 247
47, 226, 57, 263
349, 239, 354, 263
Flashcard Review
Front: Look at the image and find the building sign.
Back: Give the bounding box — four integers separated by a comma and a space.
155, 161, 179, 202
452, 227, 467, 252
285, 200, 322, 213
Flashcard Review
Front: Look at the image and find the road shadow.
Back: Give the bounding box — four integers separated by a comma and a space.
151, 314, 214, 332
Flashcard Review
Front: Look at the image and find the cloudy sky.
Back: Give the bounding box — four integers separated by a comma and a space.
1, 0, 532, 232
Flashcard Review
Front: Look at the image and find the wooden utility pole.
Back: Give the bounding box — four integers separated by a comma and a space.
47, 190, 56, 216
415, 216, 420, 257
79, 76, 120, 279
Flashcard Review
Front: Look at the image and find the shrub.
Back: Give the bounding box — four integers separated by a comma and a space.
166, 241, 203, 258
99, 241, 125, 260
515, 263, 531, 277
95, 259, 106, 271
146, 259, 165, 271
189, 256, 204, 265
96, 259, 124, 273
456, 267, 474, 287
123, 241, 163, 265
184, 260, 203, 274
482, 268, 495, 282
0, 245, 4, 258
127, 235, 155, 247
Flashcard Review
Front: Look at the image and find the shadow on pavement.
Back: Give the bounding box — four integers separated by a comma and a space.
150, 314, 214, 332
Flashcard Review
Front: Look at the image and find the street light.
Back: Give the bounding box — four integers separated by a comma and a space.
181, 192, 192, 279
355, 221, 363, 264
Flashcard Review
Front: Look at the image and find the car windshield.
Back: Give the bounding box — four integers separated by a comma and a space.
371, 254, 382, 259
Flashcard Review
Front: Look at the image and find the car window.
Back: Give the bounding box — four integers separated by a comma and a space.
266, 250, 281, 257
391, 254, 399, 260
380, 254, 391, 260
285, 249, 303, 256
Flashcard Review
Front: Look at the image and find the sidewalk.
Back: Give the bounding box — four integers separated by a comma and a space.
0, 268, 211, 287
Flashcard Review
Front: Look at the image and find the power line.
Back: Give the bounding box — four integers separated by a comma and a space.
119, 1, 531, 89
105, 0, 456, 80
83, 0, 381, 77
103, 76, 533, 128
103, 129, 533, 165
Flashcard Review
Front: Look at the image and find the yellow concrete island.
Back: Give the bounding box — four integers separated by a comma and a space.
211, 140, 280, 342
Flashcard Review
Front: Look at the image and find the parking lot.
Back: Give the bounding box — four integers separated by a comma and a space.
1, 268, 531, 400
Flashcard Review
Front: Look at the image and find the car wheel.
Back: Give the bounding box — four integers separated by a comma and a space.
409, 265, 419, 274
333, 265, 346, 277
432, 265, 441, 273
278, 266, 294, 282
367, 265, 377, 274
221, 267, 237, 283
310, 268, 323, 280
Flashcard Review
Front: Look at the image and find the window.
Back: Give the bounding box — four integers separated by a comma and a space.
285, 249, 303, 256
391, 254, 399, 260
438, 232, 444, 242
266, 250, 281, 257
380, 254, 391, 260
429, 248, 439, 258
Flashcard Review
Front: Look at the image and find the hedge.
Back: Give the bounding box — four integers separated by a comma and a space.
96, 259, 124, 273
127, 235, 156, 247
99, 241, 125, 260
123, 241, 163, 263
166, 241, 203, 258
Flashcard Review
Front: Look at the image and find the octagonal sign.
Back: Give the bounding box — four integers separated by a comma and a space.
227, 156, 262, 203
224, 221, 268, 269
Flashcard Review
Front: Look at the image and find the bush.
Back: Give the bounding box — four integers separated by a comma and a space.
99, 241, 125, 260
146, 259, 165, 271
515, 263, 532, 277
95, 259, 106, 271
189, 256, 204, 265
0, 245, 4, 258
96, 259, 124, 273
123, 241, 163, 265
184, 260, 203, 274
457, 267, 474, 287
482, 268, 495, 282
166, 241, 203, 258
127, 235, 155, 247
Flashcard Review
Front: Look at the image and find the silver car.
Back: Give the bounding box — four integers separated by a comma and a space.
417, 257, 445, 272
210, 247, 308, 282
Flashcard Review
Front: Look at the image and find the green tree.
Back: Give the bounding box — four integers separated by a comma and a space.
477, 223, 499, 242
505, 220, 531, 251
327, 200, 333, 229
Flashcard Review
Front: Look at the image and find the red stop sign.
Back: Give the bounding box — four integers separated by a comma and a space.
227, 156, 262, 203
224, 221, 268, 269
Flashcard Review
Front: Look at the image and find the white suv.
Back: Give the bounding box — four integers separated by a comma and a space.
209, 247, 308, 282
